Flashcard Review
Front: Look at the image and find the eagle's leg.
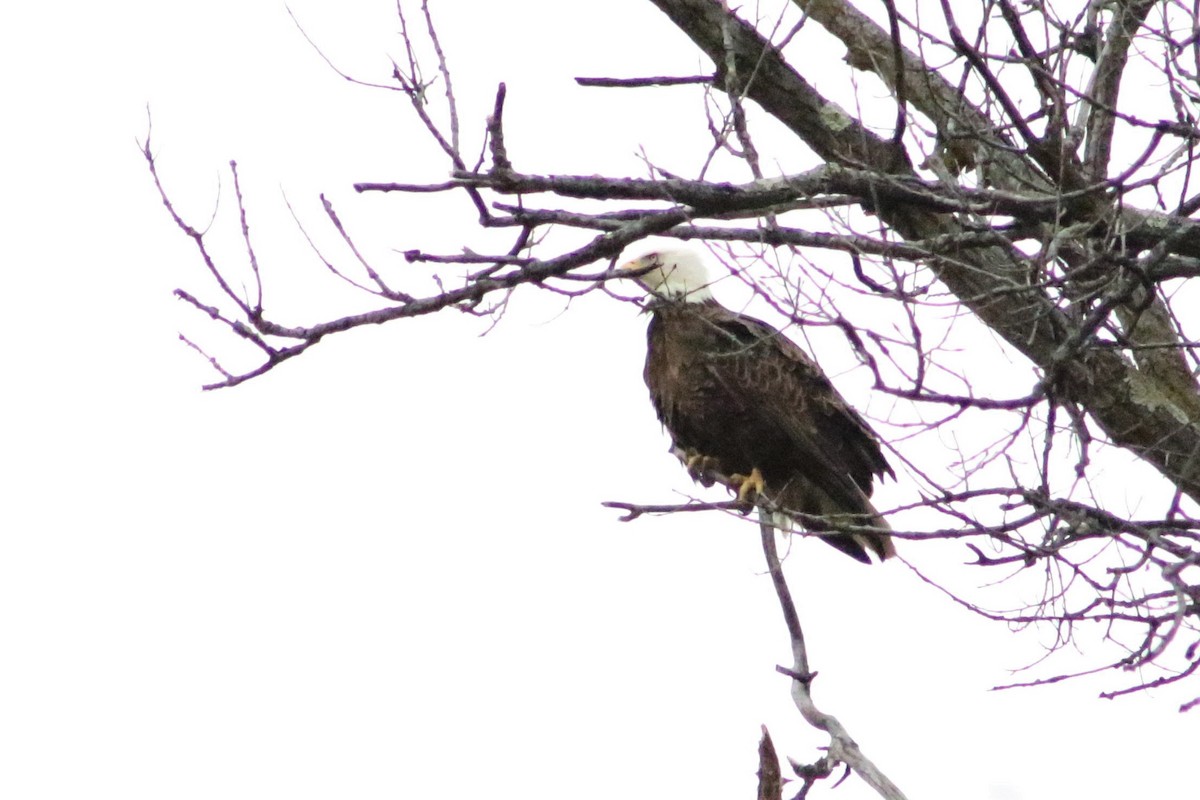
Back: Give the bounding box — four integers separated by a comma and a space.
730, 467, 766, 505
680, 449, 722, 487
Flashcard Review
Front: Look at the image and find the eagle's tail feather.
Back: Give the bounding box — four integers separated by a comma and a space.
764, 509, 793, 537
854, 497, 895, 561
772, 480, 894, 563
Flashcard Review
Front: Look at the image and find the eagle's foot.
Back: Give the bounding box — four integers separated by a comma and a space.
730, 467, 766, 510
682, 450, 722, 487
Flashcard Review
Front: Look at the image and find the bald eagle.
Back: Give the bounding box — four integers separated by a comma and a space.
620, 249, 895, 563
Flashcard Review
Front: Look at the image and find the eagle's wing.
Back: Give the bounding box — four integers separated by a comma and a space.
704, 309, 892, 513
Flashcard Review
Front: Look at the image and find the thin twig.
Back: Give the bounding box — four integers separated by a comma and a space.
576, 74, 714, 88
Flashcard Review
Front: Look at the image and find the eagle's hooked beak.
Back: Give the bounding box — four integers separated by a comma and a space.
617, 254, 658, 282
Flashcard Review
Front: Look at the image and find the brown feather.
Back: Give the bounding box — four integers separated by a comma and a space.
644, 299, 893, 562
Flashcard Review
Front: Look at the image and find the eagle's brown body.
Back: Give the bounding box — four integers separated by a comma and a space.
643, 298, 895, 562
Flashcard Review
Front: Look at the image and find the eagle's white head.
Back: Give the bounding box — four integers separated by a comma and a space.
619, 248, 715, 303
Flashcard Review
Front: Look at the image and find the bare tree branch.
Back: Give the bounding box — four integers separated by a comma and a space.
760, 518, 908, 800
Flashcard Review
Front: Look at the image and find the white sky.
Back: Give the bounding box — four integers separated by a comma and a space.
2, 2, 1196, 799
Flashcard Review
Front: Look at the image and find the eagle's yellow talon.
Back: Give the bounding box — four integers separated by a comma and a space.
732, 467, 766, 504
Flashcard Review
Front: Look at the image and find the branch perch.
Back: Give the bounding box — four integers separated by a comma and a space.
760, 517, 909, 800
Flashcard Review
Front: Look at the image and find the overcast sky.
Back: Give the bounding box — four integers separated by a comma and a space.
3, 2, 1196, 799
